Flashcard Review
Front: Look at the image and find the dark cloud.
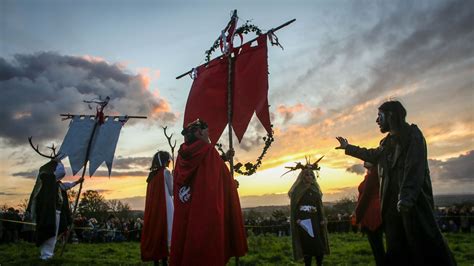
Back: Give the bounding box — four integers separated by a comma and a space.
0, 192, 26, 196
283, 0, 474, 109
238, 135, 264, 152
361, 0, 474, 103
429, 150, 474, 184
95, 189, 112, 194
113, 156, 150, 170
92, 170, 148, 178
0, 52, 178, 147
232, 117, 268, 152
346, 164, 365, 175
13, 167, 148, 179
12, 170, 37, 179
12, 155, 151, 179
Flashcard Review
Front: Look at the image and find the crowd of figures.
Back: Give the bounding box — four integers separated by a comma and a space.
8, 101, 466, 265
71, 215, 143, 243
242, 206, 474, 237
2, 204, 473, 244
0, 210, 145, 244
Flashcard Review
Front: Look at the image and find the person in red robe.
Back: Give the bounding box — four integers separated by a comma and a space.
141, 151, 174, 265
170, 119, 248, 266
355, 162, 385, 266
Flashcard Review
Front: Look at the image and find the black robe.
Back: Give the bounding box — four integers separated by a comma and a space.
345, 124, 456, 265
26, 161, 72, 246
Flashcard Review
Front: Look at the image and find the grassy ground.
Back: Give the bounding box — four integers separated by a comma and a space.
0, 233, 472, 265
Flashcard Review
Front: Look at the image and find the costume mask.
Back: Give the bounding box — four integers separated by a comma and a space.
54, 162, 66, 181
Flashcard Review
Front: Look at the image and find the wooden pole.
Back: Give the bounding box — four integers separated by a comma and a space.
59, 110, 146, 255
175, 18, 296, 80
227, 54, 235, 180
59, 115, 101, 256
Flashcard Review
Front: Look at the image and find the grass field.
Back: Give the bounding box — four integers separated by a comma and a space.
0, 233, 472, 265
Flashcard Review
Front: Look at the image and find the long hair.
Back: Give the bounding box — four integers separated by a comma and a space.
378, 100, 407, 130
288, 169, 319, 198
147, 151, 171, 183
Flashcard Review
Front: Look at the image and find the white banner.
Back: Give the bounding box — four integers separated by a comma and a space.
58, 116, 125, 176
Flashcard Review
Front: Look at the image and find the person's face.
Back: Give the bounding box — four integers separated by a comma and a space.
376, 111, 390, 133
196, 127, 210, 143
302, 171, 314, 184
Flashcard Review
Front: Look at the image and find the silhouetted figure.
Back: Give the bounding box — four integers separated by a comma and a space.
336, 100, 456, 265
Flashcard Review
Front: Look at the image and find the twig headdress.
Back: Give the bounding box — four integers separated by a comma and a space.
282, 155, 324, 177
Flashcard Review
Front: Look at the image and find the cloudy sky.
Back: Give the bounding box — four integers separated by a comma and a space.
1, 0, 473, 209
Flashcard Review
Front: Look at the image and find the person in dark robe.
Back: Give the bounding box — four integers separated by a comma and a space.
170, 119, 248, 266
26, 159, 82, 260
289, 168, 330, 266
356, 162, 385, 266
336, 100, 456, 266
141, 151, 174, 265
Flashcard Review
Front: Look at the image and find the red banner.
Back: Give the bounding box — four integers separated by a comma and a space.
183, 34, 271, 144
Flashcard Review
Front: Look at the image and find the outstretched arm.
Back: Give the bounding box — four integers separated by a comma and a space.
335, 136, 382, 164
335, 136, 349, 149
60, 177, 84, 190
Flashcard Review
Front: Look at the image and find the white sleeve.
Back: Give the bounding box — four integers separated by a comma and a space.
60, 182, 76, 190
164, 169, 173, 197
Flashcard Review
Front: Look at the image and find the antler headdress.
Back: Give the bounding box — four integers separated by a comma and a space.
281, 155, 324, 177
28, 136, 62, 159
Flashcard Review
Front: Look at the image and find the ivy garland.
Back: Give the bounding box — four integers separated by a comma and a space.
205, 21, 263, 63
209, 20, 272, 176
216, 125, 274, 176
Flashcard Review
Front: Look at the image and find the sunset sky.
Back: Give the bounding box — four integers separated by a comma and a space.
1, 0, 473, 209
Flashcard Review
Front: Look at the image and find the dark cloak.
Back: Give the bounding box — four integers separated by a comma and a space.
345, 124, 456, 265
26, 161, 72, 246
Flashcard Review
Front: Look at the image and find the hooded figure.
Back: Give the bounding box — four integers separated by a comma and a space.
356, 162, 385, 266
141, 151, 174, 265
170, 119, 248, 266
26, 160, 82, 260
289, 168, 330, 266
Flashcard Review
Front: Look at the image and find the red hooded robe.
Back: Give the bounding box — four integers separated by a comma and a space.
170, 139, 248, 266
355, 167, 382, 232
141, 169, 169, 261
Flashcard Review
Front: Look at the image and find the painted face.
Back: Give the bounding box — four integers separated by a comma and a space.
376, 111, 390, 133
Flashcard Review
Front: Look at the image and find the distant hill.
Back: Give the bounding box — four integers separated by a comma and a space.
241, 194, 474, 215
433, 194, 474, 207
123, 193, 474, 211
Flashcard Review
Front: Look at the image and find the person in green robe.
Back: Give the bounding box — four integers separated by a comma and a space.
289, 167, 330, 266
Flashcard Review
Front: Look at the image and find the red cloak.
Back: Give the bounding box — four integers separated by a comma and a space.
355, 167, 382, 232
170, 139, 248, 266
141, 169, 168, 261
